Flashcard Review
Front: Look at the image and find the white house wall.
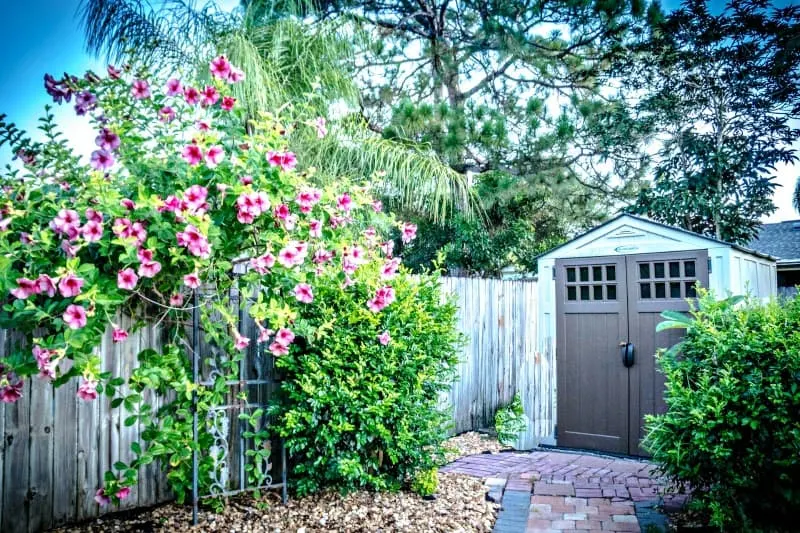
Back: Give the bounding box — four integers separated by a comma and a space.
729, 248, 777, 300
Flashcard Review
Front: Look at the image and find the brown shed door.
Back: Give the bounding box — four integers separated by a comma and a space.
556, 250, 708, 456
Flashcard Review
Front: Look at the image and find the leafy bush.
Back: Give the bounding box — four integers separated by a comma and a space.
411, 467, 439, 497
0, 57, 460, 504
645, 291, 800, 531
272, 268, 462, 495
495, 393, 527, 446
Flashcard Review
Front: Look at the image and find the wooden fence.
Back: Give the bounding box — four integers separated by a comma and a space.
441, 277, 553, 448
0, 276, 549, 532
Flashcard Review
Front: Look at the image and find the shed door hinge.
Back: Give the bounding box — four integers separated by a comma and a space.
552, 267, 556, 280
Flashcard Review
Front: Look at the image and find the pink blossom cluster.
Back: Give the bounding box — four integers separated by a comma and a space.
401, 222, 417, 244
50, 208, 106, 247
236, 191, 270, 224
91, 128, 121, 171
268, 328, 295, 357
182, 142, 224, 168
367, 285, 396, 313
95, 485, 130, 506
267, 151, 297, 172
176, 224, 211, 258
33, 345, 59, 380
295, 187, 322, 213
250, 252, 276, 274
112, 218, 147, 246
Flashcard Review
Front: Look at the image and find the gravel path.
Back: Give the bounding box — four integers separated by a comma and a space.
53, 433, 501, 533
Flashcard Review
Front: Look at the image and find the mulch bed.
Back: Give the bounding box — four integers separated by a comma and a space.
53, 433, 501, 533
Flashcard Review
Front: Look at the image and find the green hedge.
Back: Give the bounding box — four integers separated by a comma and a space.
645, 292, 800, 531
271, 269, 463, 495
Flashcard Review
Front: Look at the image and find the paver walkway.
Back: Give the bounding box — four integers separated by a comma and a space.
441, 449, 686, 533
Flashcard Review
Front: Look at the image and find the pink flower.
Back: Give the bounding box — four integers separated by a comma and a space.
220, 96, 235, 111
380, 241, 395, 257
77, 377, 98, 400
296, 188, 322, 212
372, 200, 383, 212
183, 185, 209, 212
313, 248, 334, 264
137, 248, 154, 262
129, 222, 147, 245
381, 258, 401, 280
308, 219, 322, 238
11, 277, 37, 299
138, 261, 162, 279
367, 286, 396, 313
159, 106, 176, 123
196, 119, 211, 132
337, 193, 352, 212
266, 151, 297, 172
58, 273, 84, 298
182, 144, 203, 166
183, 86, 201, 105
293, 283, 314, 304
274, 203, 290, 221
314, 116, 327, 138
85, 208, 103, 223
90, 149, 115, 170
81, 220, 103, 242
121, 198, 136, 210
378, 331, 391, 346
63, 304, 87, 329
240, 175, 253, 185
256, 325, 273, 344
0, 379, 23, 403
131, 79, 150, 99
117, 268, 138, 290
275, 328, 295, 347
228, 67, 245, 83
95, 128, 120, 151
107, 65, 121, 79
112, 327, 128, 343
33, 345, 57, 380
201, 85, 219, 106
61, 240, 78, 257
165, 78, 183, 96
269, 341, 288, 356
233, 331, 250, 351
35, 274, 57, 297
116, 487, 131, 500
169, 293, 183, 306
210, 55, 232, 80
401, 222, 418, 244
183, 272, 201, 289
51, 209, 80, 237
250, 253, 275, 274
94, 488, 110, 506
277, 247, 298, 268
205, 145, 224, 168
20, 232, 33, 245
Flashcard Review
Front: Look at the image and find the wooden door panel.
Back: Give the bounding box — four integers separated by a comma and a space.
626, 250, 708, 455
556, 256, 629, 454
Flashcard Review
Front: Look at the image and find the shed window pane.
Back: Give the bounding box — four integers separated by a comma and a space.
655, 282, 666, 298
654, 263, 665, 278
670, 282, 682, 298
593, 285, 603, 300
592, 266, 603, 281
669, 262, 680, 278
567, 267, 576, 282
580, 286, 590, 300
640, 283, 651, 299
579, 267, 589, 282
567, 286, 576, 301
639, 263, 650, 280
606, 265, 616, 281
684, 261, 696, 277
686, 282, 697, 298
606, 285, 617, 300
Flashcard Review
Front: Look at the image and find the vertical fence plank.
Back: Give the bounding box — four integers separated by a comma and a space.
52, 375, 78, 527
3, 377, 30, 533
27, 376, 54, 533
0, 329, 7, 531
118, 317, 140, 510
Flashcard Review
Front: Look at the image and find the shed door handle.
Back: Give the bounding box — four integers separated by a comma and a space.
621, 342, 635, 367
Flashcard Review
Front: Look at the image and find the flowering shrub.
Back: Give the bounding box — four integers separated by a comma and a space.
0, 57, 459, 503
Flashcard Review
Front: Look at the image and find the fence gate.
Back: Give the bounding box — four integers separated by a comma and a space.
555, 250, 708, 456
190, 279, 287, 524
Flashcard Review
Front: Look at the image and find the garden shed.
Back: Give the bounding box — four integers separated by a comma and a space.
532, 214, 776, 455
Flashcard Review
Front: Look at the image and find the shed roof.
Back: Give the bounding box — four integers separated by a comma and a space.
748, 220, 800, 263
539, 213, 775, 261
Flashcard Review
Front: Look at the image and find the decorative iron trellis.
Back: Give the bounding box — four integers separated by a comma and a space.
190, 283, 287, 525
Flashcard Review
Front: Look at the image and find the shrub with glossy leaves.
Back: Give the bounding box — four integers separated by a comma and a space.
645, 291, 800, 531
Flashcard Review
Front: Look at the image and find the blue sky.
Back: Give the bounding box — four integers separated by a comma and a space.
0, 1, 797, 222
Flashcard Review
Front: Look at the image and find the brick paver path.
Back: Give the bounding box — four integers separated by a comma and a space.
441, 450, 686, 533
